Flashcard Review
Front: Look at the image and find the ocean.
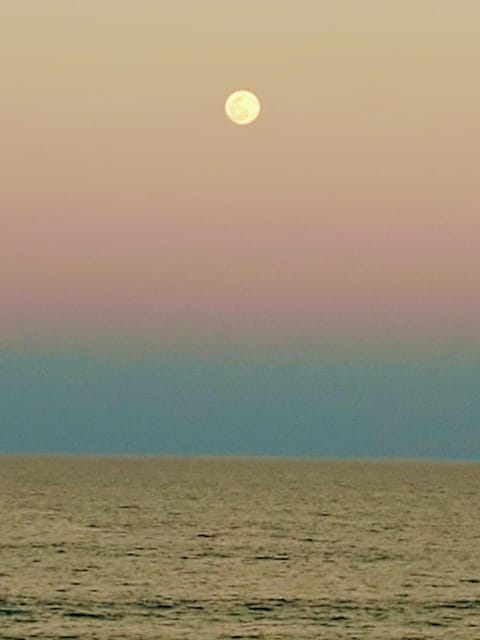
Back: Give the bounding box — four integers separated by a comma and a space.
1, 456, 479, 639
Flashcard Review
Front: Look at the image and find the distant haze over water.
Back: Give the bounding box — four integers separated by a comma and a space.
1, 347, 479, 460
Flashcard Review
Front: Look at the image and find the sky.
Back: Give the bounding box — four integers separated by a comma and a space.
1, 1, 479, 458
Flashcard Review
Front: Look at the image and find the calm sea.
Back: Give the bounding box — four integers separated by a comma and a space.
1, 456, 479, 639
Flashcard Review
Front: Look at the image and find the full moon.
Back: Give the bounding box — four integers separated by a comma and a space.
225, 90, 261, 126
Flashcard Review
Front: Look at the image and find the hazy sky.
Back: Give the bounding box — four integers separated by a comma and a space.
1, 2, 479, 457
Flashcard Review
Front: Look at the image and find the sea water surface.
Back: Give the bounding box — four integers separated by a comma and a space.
1, 456, 479, 639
